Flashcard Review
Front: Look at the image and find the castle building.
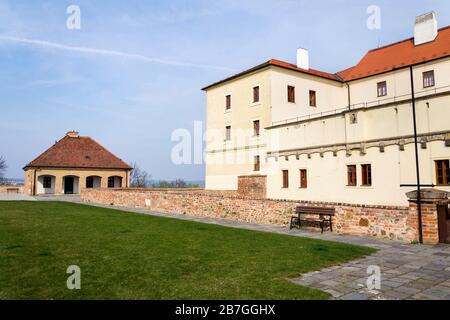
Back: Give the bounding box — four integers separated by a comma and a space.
203, 12, 450, 207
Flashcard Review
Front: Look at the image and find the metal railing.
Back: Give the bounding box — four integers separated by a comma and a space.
271, 85, 450, 127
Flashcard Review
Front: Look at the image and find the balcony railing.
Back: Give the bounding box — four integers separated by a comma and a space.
271, 85, 450, 127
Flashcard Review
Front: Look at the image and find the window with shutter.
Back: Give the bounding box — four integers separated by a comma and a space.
253, 120, 260, 136
225, 126, 231, 141
309, 90, 316, 107
225, 95, 231, 110
347, 165, 356, 186
361, 164, 372, 186
253, 86, 260, 103
287, 86, 295, 103
435, 160, 450, 185
254, 156, 260, 171
282, 170, 289, 188
300, 169, 307, 188
377, 81, 387, 97
423, 70, 435, 88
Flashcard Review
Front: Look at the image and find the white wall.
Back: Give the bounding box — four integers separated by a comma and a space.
348, 57, 450, 107
36, 175, 55, 194
270, 68, 347, 124
266, 96, 450, 206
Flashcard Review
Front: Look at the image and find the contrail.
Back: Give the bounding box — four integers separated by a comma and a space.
0, 35, 236, 71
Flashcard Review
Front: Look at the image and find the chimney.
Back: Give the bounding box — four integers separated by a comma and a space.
414, 12, 438, 46
66, 130, 79, 138
296, 48, 309, 70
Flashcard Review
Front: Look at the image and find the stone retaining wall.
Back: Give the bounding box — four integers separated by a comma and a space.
0, 185, 23, 194
81, 188, 418, 242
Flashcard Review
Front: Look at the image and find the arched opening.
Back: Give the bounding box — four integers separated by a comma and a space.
107, 176, 123, 188
86, 176, 102, 189
63, 175, 80, 194
37, 175, 56, 194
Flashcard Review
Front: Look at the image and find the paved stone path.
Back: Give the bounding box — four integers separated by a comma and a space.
0, 194, 36, 201
19, 196, 450, 299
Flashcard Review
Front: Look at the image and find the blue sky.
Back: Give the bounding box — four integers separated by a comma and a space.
0, 0, 449, 180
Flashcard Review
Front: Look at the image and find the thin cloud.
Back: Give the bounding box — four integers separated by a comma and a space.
27, 77, 84, 87
0, 35, 236, 72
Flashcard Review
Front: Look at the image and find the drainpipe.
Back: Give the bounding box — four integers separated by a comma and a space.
33, 169, 37, 196
409, 65, 423, 244
346, 82, 351, 108
344, 82, 351, 146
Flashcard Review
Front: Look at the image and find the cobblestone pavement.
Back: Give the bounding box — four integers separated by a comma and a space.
20, 197, 450, 300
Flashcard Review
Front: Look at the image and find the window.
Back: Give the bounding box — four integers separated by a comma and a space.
253, 120, 260, 137
108, 177, 115, 188
377, 81, 387, 97
300, 169, 307, 188
287, 85, 295, 103
254, 155, 260, 171
435, 160, 450, 185
361, 164, 372, 186
350, 113, 358, 124
253, 86, 260, 103
282, 170, 289, 188
309, 90, 316, 107
86, 176, 94, 188
423, 70, 435, 88
225, 126, 231, 141
347, 165, 357, 186
43, 176, 52, 189
225, 95, 231, 110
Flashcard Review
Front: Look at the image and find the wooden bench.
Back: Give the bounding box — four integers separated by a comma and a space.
290, 206, 335, 233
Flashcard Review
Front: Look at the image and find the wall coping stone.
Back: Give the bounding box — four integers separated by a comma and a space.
82, 188, 409, 210
406, 188, 450, 203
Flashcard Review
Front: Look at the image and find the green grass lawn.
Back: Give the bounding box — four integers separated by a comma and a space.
0, 201, 374, 300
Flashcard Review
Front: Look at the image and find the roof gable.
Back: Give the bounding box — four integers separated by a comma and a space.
25, 135, 132, 170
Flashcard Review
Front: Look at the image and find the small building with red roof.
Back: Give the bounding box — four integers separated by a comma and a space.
23, 131, 132, 195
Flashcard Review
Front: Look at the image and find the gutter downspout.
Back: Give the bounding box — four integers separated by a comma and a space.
409, 65, 423, 244
346, 82, 351, 108
33, 169, 37, 196
344, 82, 351, 146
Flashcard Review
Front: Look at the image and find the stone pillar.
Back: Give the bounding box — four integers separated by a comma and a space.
406, 188, 450, 244
55, 175, 63, 195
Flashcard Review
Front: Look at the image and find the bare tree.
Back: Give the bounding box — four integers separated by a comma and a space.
0, 156, 6, 184
173, 178, 187, 188
130, 162, 150, 188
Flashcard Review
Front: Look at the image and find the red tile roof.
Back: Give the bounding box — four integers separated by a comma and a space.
267, 59, 340, 81
202, 59, 340, 90
337, 25, 450, 81
202, 25, 450, 89
24, 134, 132, 170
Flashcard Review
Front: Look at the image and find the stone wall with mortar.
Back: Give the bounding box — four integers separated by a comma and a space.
237, 175, 267, 198
0, 185, 23, 194
81, 188, 419, 242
